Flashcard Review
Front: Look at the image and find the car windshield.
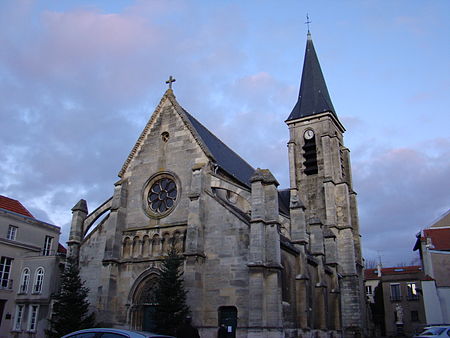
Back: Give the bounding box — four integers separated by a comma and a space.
420, 327, 445, 335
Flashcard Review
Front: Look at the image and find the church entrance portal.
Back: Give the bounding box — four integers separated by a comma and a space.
131, 274, 158, 331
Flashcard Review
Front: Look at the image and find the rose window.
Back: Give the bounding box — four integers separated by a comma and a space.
147, 178, 177, 214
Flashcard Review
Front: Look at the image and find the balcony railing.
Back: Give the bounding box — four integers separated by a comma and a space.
407, 294, 419, 301
0, 279, 13, 290
39, 249, 66, 257
390, 295, 402, 302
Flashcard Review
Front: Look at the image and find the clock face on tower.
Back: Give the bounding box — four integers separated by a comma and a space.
304, 129, 314, 140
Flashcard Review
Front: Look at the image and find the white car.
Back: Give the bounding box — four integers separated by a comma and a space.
61, 328, 175, 338
413, 325, 450, 337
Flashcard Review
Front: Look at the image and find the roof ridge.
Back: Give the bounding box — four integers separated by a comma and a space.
0, 195, 34, 218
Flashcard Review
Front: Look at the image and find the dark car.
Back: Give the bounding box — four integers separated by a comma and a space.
61, 328, 175, 338
413, 325, 450, 337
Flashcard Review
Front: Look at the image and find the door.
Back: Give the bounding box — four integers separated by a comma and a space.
142, 305, 157, 332
218, 306, 237, 338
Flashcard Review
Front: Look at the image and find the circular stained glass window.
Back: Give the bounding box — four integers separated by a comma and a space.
147, 177, 177, 214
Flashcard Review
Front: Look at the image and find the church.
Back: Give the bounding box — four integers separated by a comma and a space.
68, 32, 367, 338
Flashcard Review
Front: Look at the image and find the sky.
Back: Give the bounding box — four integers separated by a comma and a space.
1, 0, 449, 267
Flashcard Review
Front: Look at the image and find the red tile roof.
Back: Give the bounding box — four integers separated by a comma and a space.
423, 228, 450, 251
0, 195, 34, 218
365, 265, 422, 280
57, 243, 67, 254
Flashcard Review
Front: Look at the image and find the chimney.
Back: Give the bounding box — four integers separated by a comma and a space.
376, 264, 382, 277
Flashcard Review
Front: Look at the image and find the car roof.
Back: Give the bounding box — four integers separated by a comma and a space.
61, 328, 175, 338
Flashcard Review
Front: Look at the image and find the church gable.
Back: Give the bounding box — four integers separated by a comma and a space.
119, 92, 211, 228
119, 89, 210, 180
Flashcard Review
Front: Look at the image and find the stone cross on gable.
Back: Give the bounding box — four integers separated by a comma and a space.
166, 76, 176, 89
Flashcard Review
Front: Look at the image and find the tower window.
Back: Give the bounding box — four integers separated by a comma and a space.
339, 146, 346, 178
302, 137, 318, 175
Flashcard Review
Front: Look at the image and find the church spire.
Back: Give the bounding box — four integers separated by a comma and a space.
286, 32, 336, 122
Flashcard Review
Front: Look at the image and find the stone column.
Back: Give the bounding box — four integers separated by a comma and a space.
248, 169, 283, 337
68, 199, 88, 262
184, 163, 206, 326
185, 163, 205, 256
99, 179, 128, 326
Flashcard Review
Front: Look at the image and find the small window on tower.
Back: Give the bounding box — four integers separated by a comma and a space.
339, 146, 346, 179
302, 129, 318, 175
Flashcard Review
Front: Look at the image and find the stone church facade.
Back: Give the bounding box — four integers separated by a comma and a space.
68, 33, 366, 337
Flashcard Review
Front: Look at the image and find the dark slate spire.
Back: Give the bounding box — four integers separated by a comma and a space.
287, 32, 336, 121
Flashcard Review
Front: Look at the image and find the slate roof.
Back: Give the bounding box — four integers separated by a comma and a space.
58, 243, 67, 254
278, 189, 291, 216
0, 195, 34, 218
183, 109, 256, 188
287, 32, 336, 122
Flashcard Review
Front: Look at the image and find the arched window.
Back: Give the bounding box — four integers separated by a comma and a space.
33, 267, 44, 294
19, 268, 30, 294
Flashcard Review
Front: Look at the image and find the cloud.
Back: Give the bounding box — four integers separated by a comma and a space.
355, 139, 450, 266
0, 1, 449, 268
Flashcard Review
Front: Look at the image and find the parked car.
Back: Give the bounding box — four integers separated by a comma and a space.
61, 328, 175, 338
413, 325, 450, 337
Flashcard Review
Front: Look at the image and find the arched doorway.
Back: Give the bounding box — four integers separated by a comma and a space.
130, 274, 159, 332
218, 306, 238, 338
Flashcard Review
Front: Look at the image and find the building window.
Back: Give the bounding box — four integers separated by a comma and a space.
407, 282, 419, 300
143, 172, 180, 218
14, 304, 24, 331
27, 305, 39, 332
390, 283, 401, 301
411, 310, 419, 322
365, 285, 373, 295
33, 267, 44, 294
19, 268, 30, 294
43, 236, 53, 256
0, 256, 13, 289
7, 225, 17, 240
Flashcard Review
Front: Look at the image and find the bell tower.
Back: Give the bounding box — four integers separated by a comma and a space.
286, 32, 366, 336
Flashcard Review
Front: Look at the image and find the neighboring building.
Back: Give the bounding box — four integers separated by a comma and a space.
0, 195, 65, 338
414, 210, 450, 324
68, 32, 366, 337
365, 266, 427, 337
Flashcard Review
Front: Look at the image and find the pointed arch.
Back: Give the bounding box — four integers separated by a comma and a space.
128, 268, 160, 332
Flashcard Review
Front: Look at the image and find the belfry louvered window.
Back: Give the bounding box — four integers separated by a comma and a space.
302, 137, 318, 175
